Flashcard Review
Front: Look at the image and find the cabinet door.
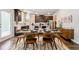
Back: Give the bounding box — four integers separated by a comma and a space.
14, 9, 22, 23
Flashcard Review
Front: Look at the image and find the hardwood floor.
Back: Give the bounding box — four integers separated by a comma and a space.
56, 34, 79, 50
0, 37, 60, 50
0, 37, 18, 50
0, 35, 79, 50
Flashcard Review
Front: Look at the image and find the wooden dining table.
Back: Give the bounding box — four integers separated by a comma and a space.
17, 30, 62, 49
18, 30, 61, 36
17, 30, 62, 42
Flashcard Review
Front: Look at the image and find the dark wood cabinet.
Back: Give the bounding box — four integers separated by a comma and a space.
35, 15, 53, 23
60, 29, 74, 40
14, 9, 22, 22
35, 15, 46, 22
45, 16, 53, 20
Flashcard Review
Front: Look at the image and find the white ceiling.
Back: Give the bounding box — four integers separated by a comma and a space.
21, 9, 59, 15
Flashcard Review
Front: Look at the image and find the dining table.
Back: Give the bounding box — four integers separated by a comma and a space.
17, 30, 62, 40
17, 29, 62, 49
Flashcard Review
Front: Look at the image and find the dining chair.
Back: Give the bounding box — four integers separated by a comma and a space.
43, 33, 57, 50
24, 33, 38, 50
15, 35, 25, 48
14, 27, 25, 48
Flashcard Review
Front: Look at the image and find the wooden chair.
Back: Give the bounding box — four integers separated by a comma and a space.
14, 27, 25, 47
24, 33, 38, 50
43, 33, 57, 50
15, 35, 25, 47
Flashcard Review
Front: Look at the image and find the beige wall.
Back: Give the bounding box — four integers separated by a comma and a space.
53, 9, 79, 44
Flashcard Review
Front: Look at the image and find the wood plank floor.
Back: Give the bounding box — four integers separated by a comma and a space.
0, 37, 63, 50
55, 34, 79, 50
0, 35, 79, 50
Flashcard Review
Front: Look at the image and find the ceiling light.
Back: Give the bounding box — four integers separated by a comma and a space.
35, 13, 38, 14
47, 13, 50, 15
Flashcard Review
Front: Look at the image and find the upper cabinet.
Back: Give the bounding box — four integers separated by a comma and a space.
35, 15, 53, 23
45, 16, 53, 20
14, 9, 22, 24
35, 15, 46, 22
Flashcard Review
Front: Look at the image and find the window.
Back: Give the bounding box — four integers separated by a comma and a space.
0, 11, 11, 38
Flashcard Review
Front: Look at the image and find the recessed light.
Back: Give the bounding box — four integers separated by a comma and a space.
35, 13, 38, 14
47, 13, 50, 15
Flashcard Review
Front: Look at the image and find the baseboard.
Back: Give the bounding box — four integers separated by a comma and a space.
71, 39, 79, 44
0, 34, 14, 42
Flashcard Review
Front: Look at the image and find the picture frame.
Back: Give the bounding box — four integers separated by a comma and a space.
61, 15, 72, 23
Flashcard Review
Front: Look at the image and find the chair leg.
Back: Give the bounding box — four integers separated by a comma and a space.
26, 44, 28, 49
33, 43, 35, 50
15, 39, 19, 47
60, 40, 63, 47
35, 43, 38, 49
24, 43, 28, 50
23, 43, 26, 50
43, 42, 46, 50
54, 40, 57, 50
23, 45, 26, 50
23, 38, 26, 50
50, 42, 53, 50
